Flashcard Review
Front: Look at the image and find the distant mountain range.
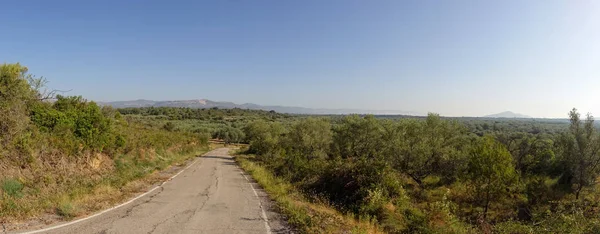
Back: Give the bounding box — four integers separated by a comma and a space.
98, 99, 421, 115
483, 111, 532, 118
99, 99, 534, 118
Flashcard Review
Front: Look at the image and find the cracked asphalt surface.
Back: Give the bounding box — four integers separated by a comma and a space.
22, 148, 289, 234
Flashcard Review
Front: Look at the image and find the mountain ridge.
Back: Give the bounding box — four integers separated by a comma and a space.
483, 111, 532, 118
98, 99, 421, 115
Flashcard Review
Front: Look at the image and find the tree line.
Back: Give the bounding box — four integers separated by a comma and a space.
118, 106, 289, 121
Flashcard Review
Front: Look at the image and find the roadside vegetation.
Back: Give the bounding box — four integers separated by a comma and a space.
237, 154, 382, 234
0, 63, 208, 223
240, 112, 600, 233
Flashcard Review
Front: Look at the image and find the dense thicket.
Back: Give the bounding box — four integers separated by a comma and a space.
118, 106, 289, 121
244, 112, 600, 233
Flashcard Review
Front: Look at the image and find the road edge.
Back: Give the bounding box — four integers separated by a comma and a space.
15, 155, 204, 234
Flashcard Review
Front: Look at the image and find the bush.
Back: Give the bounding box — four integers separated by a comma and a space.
30, 95, 115, 152
283, 118, 332, 160
163, 122, 176, 131
56, 199, 77, 218
243, 120, 284, 156
214, 126, 245, 144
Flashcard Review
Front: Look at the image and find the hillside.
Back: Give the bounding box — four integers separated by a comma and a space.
484, 111, 532, 118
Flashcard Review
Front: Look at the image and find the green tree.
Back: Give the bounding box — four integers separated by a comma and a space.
464, 136, 517, 220
244, 120, 284, 157
385, 113, 466, 186
0, 63, 36, 148
331, 115, 384, 160
215, 126, 245, 144
556, 108, 600, 199
495, 132, 555, 177
284, 118, 332, 160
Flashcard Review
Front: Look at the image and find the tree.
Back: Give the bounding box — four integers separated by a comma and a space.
270, 118, 334, 182
495, 132, 555, 177
283, 118, 332, 160
215, 126, 245, 144
331, 115, 385, 160
556, 108, 600, 199
244, 120, 284, 157
27, 75, 67, 101
385, 113, 466, 186
0, 63, 37, 147
464, 136, 517, 220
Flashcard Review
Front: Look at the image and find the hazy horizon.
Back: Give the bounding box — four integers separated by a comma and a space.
100, 99, 552, 118
2, 1, 599, 118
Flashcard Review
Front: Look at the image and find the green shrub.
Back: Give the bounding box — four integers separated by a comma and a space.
494, 221, 533, 234
1, 179, 24, 198
115, 135, 126, 148
214, 126, 245, 144
243, 120, 284, 156
30, 95, 115, 152
56, 200, 77, 218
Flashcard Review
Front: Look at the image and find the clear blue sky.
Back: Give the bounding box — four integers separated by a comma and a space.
2, 0, 599, 117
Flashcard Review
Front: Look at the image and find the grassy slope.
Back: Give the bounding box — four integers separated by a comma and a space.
236, 154, 382, 234
1, 145, 210, 227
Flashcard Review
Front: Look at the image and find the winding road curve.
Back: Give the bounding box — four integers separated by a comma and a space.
16, 148, 289, 234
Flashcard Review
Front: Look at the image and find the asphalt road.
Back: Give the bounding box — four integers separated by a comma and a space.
18, 148, 289, 234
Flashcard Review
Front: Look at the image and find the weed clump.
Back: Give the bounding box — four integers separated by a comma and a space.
1, 179, 24, 198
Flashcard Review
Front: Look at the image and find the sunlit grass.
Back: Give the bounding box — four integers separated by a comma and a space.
236, 155, 382, 234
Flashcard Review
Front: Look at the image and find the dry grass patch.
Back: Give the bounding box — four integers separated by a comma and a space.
1, 147, 208, 231
236, 155, 382, 234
